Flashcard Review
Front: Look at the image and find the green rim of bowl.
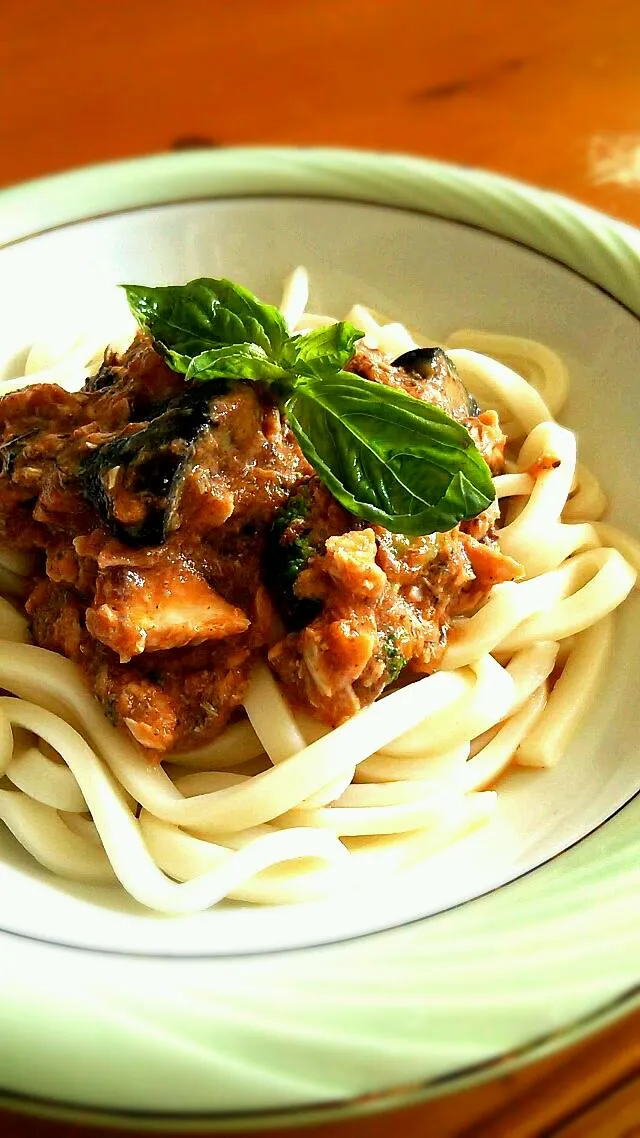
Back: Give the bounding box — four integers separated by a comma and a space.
0, 147, 639, 1130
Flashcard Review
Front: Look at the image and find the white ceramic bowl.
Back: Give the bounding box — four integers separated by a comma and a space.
0, 148, 639, 1129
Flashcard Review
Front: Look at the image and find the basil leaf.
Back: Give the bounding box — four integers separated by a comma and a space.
180, 344, 292, 385
284, 373, 495, 535
285, 321, 363, 377
123, 278, 288, 360
124, 274, 496, 535
161, 348, 193, 376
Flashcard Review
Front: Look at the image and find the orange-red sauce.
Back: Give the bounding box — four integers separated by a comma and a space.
0, 337, 516, 755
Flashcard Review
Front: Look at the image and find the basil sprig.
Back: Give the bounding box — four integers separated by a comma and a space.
122, 278, 495, 534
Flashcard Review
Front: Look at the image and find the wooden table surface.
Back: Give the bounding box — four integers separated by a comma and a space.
2, 1, 640, 1135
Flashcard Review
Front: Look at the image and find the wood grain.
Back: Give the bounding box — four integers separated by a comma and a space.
2, 1, 640, 1134
3, 0, 640, 225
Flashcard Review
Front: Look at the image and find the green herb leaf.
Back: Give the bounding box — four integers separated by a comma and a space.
179, 344, 291, 386
123, 275, 496, 536
123, 278, 288, 361
284, 372, 495, 535
284, 322, 364, 377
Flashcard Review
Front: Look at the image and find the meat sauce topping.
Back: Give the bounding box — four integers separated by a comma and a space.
0, 336, 519, 754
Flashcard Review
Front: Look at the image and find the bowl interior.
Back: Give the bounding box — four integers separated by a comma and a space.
0, 196, 638, 956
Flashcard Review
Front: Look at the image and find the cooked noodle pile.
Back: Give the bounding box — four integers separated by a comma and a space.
0, 268, 636, 913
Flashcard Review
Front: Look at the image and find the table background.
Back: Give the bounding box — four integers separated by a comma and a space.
2, 1, 640, 1134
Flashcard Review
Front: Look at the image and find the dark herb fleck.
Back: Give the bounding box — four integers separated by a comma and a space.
264, 489, 322, 630
382, 632, 407, 684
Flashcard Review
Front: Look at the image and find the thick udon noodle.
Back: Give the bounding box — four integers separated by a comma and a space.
0, 268, 636, 913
